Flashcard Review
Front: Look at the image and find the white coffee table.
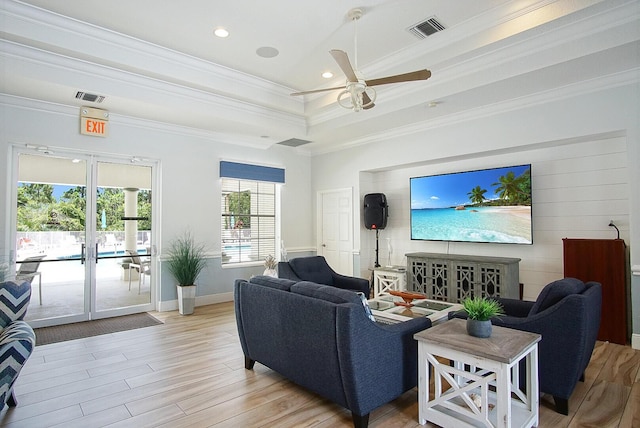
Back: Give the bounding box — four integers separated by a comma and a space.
368, 295, 462, 325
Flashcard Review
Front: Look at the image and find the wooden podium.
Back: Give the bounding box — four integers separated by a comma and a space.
562, 238, 629, 345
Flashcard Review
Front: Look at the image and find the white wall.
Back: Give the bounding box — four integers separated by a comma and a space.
359, 137, 628, 300
0, 97, 313, 305
311, 82, 640, 340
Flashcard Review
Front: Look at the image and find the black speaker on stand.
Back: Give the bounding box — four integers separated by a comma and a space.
364, 193, 388, 268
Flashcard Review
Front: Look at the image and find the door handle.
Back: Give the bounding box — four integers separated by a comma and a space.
95, 243, 99, 264
81, 243, 85, 265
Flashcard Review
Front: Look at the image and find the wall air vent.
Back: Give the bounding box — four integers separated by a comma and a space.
75, 91, 106, 103
408, 16, 446, 39
277, 138, 312, 147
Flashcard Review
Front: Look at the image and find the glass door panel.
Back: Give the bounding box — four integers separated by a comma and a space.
16, 154, 88, 324
95, 161, 153, 312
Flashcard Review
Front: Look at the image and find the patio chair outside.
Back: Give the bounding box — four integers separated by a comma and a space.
16, 255, 46, 305
126, 250, 150, 294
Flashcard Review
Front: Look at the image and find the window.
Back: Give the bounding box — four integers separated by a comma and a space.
221, 178, 276, 264
220, 161, 284, 265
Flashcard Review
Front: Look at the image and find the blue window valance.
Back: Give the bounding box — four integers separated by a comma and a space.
220, 161, 285, 183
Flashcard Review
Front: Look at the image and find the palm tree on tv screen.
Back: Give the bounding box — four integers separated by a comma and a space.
467, 186, 488, 206
492, 169, 531, 205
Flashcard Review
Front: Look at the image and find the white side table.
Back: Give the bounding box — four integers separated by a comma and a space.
373, 266, 406, 297
414, 319, 541, 428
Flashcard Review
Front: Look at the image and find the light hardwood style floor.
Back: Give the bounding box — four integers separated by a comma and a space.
2, 302, 639, 427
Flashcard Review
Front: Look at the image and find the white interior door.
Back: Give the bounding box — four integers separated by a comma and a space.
318, 188, 353, 275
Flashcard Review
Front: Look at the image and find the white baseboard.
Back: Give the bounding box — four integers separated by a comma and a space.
632, 333, 640, 350
156, 292, 234, 312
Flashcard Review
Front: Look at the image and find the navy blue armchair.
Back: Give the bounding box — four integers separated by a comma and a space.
449, 277, 602, 415
278, 256, 371, 297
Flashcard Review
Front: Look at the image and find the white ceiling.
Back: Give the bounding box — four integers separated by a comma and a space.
1, 0, 639, 154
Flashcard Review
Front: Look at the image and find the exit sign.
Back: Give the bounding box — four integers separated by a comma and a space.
80, 106, 109, 137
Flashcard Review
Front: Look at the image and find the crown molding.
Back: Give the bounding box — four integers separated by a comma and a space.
309, 68, 639, 156
1, 38, 306, 137
305, 0, 640, 129
1, 0, 300, 112
0, 93, 282, 150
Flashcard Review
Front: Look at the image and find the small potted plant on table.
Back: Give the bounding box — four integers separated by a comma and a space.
462, 296, 504, 338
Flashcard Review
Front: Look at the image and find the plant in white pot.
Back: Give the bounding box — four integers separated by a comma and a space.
166, 232, 207, 315
263, 255, 277, 277
462, 296, 504, 338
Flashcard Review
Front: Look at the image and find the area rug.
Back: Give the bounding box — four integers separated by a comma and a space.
33, 312, 163, 346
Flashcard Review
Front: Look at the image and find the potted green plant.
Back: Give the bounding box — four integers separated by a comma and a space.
166, 232, 207, 315
462, 296, 504, 338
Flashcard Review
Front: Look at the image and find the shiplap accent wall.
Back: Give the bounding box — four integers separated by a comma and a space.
361, 136, 628, 300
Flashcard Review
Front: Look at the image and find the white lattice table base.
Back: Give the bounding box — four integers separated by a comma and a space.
373, 267, 406, 297
415, 319, 540, 428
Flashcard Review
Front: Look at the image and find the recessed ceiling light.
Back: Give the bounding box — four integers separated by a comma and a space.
256, 46, 279, 58
214, 28, 229, 38
322, 72, 334, 79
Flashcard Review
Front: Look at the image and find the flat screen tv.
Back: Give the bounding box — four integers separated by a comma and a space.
410, 164, 532, 244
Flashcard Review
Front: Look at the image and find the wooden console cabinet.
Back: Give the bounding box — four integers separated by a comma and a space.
563, 238, 629, 345
406, 252, 521, 303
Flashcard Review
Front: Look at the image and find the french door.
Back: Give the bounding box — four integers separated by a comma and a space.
13, 149, 156, 328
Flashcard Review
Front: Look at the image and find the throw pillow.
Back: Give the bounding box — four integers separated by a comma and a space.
356, 292, 376, 322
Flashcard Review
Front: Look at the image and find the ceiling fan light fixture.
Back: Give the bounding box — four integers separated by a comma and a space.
337, 85, 375, 112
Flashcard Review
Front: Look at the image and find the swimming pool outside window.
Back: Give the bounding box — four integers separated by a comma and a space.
221, 178, 277, 265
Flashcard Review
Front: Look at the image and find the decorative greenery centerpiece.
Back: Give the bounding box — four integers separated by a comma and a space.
462, 297, 504, 321
166, 232, 207, 286
462, 297, 504, 338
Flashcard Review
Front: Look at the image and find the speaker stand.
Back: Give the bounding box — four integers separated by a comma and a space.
374, 229, 380, 268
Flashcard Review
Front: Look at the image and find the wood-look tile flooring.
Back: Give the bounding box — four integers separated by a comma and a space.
2, 302, 639, 427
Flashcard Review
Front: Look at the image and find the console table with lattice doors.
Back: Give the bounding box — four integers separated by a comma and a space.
406, 253, 521, 303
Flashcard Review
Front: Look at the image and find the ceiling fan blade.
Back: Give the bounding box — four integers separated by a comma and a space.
330, 49, 359, 82
362, 92, 375, 110
290, 86, 345, 96
365, 69, 431, 87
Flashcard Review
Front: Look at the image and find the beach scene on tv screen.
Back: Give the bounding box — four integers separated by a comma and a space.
411, 165, 532, 244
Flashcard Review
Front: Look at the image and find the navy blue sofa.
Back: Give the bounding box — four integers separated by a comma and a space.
277, 256, 371, 297
449, 277, 602, 415
234, 275, 431, 428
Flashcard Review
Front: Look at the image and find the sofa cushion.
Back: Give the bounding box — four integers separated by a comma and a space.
291, 282, 377, 324
291, 281, 361, 305
529, 277, 586, 316
249, 275, 297, 291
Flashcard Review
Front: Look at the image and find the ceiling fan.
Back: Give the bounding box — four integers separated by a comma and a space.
291, 8, 432, 112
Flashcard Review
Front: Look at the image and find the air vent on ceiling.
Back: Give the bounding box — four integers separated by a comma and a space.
75, 91, 106, 103
277, 138, 312, 147
408, 16, 446, 39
